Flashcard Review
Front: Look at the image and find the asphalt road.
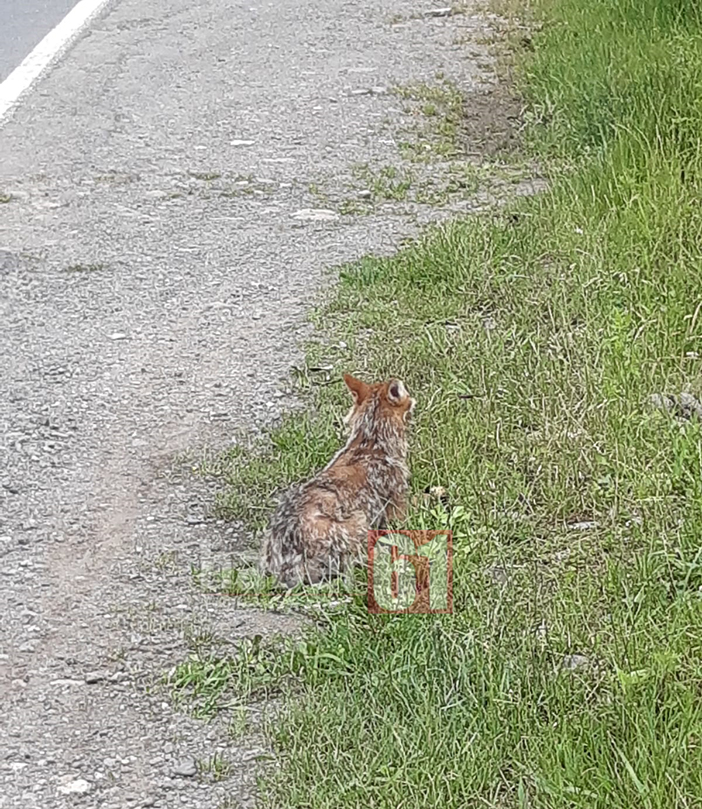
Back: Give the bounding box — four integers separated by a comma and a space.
0, 0, 78, 81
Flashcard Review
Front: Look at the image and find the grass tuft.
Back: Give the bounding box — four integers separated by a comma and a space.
395, 78, 466, 159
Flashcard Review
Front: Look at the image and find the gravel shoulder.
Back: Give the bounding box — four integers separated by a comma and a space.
0, 2, 528, 807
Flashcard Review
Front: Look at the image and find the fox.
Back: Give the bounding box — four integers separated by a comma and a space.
261, 374, 415, 588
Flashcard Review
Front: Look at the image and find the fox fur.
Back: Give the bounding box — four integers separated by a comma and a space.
261, 374, 415, 587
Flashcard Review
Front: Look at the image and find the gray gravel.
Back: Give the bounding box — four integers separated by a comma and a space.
0, 1, 527, 806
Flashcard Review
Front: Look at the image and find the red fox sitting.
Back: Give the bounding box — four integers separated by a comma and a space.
261, 374, 415, 587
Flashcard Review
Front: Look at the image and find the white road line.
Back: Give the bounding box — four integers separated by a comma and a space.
0, 0, 113, 124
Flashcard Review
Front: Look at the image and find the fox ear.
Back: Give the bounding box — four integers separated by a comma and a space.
344, 374, 370, 405
387, 379, 408, 404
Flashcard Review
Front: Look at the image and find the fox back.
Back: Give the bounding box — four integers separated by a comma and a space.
261, 374, 415, 587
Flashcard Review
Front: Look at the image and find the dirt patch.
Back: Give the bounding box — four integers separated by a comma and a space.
460, 83, 523, 155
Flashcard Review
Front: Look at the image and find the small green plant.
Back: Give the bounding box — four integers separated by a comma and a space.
155, 549, 179, 571
228, 706, 250, 740
307, 182, 328, 202
338, 198, 370, 216
192, 561, 358, 613
183, 626, 219, 655
394, 79, 465, 159
351, 163, 413, 201
199, 753, 232, 782
169, 655, 238, 719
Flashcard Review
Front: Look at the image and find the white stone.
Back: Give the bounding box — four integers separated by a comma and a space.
57, 778, 91, 795
291, 208, 339, 222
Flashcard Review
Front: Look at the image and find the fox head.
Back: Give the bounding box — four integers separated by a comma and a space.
342, 374, 415, 439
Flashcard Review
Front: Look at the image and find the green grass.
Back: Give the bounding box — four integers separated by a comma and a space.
197, 0, 702, 805
189, 559, 357, 613
199, 753, 233, 782
338, 161, 486, 212
394, 78, 466, 159
351, 163, 414, 201
214, 414, 340, 531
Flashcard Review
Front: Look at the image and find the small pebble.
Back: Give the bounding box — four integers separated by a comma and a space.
57, 778, 91, 795
173, 759, 197, 778
291, 208, 340, 222
424, 7, 452, 17
562, 654, 590, 671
